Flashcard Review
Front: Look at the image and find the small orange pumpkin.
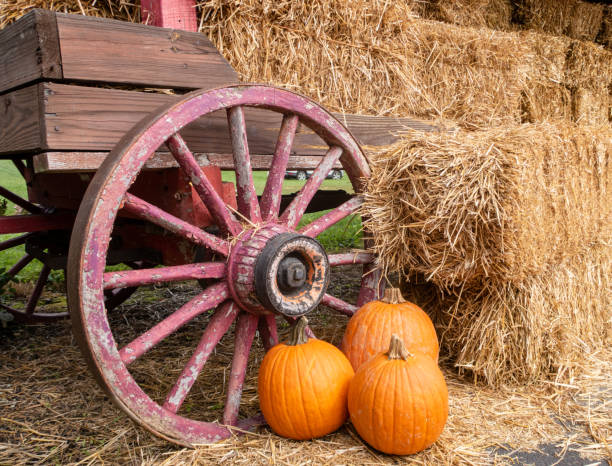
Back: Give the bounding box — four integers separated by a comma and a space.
258, 316, 354, 440
341, 287, 438, 370
348, 334, 448, 455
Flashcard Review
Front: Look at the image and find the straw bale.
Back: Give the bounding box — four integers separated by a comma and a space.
199, 0, 533, 129
421, 0, 513, 31
514, 0, 604, 43
404, 243, 611, 386
572, 85, 610, 125
566, 1, 606, 42
0, 0, 138, 28
598, 6, 612, 49
364, 122, 611, 288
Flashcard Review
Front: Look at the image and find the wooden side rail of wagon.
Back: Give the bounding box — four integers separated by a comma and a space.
0, 8, 437, 446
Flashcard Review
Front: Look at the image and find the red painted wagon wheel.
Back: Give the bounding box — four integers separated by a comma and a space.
67, 85, 383, 445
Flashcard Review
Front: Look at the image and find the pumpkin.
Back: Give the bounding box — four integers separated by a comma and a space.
258, 316, 354, 440
341, 287, 438, 370
348, 334, 448, 455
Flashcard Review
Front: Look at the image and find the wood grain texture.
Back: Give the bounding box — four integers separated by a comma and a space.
56, 13, 238, 89
32, 152, 342, 173
0, 9, 61, 94
141, 0, 198, 31
0, 86, 43, 154
3, 82, 437, 157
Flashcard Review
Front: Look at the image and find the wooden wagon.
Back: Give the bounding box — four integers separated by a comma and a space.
0, 8, 433, 445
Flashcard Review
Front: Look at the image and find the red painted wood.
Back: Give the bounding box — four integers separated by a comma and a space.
223, 312, 259, 426
299, 196, 362, 238
122, 193, 230, 256
25, 264, 51, 315
320, 293, 358, 316
164, 301, 239, 413
260, 114, 299, 221
0, 214, 73, 234
280, 146, 343, 229
119, 282, 229, 365
328, 251, 375, 267
103, 262, 226, 290
141, 0, 198, 31
227, 106, 261, 223
258, 314, 278, 351
166, 134, 241, 236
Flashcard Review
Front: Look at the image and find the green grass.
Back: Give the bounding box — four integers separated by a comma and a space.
1, 164, 361, 290
0, 160, 39, 284
221, 170, 354, 195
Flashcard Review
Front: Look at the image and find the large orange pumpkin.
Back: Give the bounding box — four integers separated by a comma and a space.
258, 316, 354, 440
341, 287, 438, 370
348, 334, 448, 455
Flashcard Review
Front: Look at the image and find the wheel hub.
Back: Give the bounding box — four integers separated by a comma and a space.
227, 226, 330, 316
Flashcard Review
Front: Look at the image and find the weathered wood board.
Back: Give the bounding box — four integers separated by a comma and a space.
0, 9, 238, 94
1, 82, 438, 170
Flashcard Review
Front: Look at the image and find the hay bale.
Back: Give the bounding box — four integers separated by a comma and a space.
200, 0, 533, 128
363, 123, 612, 288
515, 0, 604, 43
597, 6, 612, 49
0, 0, 138, 28
402, 244, 611, 385
421, 0, 513, 31
572, 86, 610, 125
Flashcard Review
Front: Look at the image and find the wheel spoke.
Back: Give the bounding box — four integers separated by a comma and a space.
0, 186, 44, 215
104, 287, 138, 312
166, 133, 241, 235
122, 193, 230, 256
163, 301, 239, 413
7, 253, 34, 277
299, 196, 362, 238
258, 314, 278, 351
320, 293, 358, 316
223, 312, 259, 426
357, 262, 385, 307
12, 159, 28, 180
103, 262, 226, 290
25, 264, 51, 315
260, 114, 300, 221
328, 250, 375, 267
119, 282, 229, 365
280, 146, 343, 229
0, 233, 34, 252
227, 106, 262, 222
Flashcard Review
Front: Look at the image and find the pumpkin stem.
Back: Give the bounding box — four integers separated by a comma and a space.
387, 334, 414, 360
382, 287, 406, 304
288, 316, 309, 346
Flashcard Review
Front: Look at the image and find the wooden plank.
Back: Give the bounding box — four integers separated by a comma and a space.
56, 13, 238, 89
0, 86, 43, 154
0, 10, 61, 95
32, 152, 342, 173
40, 83, 325, 154
141, 0, 198, 31
2, 82, 439, 161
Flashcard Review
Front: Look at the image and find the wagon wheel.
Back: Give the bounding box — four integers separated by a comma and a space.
67, 85, 383, 446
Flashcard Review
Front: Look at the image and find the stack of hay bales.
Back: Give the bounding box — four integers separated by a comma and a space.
197, 1, 612, 129
364, 124, 611, 384
2, 0, 610, 385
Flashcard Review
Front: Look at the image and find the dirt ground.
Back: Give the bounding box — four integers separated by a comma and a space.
0, 265, 610, 465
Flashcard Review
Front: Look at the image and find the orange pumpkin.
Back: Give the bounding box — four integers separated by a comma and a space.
341, 287, 438, 370
258, 316, 354, 440
348, 334, 448, 455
